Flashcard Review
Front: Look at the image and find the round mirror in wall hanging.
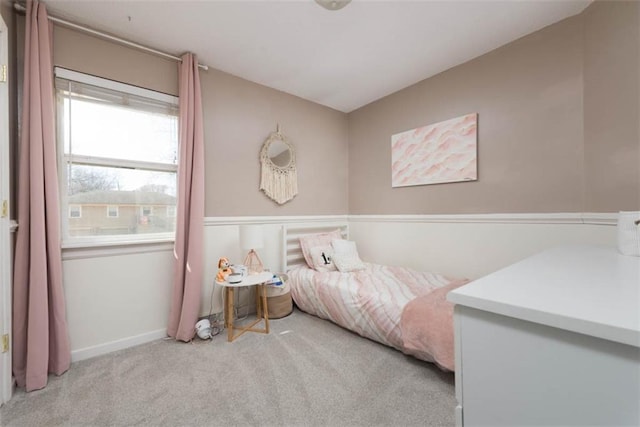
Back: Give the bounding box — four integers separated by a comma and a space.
260, 126, 298, 205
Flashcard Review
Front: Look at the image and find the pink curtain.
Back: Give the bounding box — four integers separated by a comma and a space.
167, 53, 205, 341
13, 0, 71, 392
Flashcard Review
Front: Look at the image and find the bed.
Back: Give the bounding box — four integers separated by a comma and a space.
282, 224, 468, 371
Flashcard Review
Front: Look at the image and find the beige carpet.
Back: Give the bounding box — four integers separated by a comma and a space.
0, 309, 456, 426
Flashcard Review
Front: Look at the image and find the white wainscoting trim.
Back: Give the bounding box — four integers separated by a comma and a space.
71, 329, 167, 362
348, 212, 617, 226
580, 213, 619, 226
204, 215, 349, 226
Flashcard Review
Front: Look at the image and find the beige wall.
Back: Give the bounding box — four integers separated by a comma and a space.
21, 0, 639, 219
52, 27, 349, 218
53, 27, 178, 97
583, 0, 640, 211
201, 68, 348, 216
348, 0, 640, 215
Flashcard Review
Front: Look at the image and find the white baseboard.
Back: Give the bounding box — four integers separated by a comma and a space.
71, 328, 167, 362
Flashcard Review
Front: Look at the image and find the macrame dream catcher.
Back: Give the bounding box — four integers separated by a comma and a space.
260, 127, 298, 204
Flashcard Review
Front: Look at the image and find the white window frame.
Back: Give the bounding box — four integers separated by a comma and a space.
140, 206, 153, 217
107, 205, 119, 218
55, 67, 179, 248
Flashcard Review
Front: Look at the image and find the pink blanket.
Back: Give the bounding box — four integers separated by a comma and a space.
289, 263, 468, 370
400, 279, 469, 371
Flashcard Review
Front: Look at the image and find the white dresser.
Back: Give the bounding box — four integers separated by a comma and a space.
447, 245, 640, 426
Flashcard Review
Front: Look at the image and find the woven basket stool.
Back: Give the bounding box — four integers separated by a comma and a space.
265, 275, 292, 319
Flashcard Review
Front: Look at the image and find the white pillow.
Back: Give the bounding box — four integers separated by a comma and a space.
309, 245, 337, 272
331, 239, 366, 272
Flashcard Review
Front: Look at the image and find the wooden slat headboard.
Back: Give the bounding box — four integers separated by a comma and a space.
282, 223, 349, 271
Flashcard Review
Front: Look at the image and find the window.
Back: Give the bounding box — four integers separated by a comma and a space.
107, 205, 119, 218
69, 205, 81, 219
167, 206, 176, 217
55, 68, 179, 244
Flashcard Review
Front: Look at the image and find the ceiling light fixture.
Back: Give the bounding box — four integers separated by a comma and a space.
315, 0, 352, 11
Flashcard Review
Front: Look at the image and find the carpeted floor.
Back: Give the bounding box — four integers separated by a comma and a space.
0, 309, 456, 426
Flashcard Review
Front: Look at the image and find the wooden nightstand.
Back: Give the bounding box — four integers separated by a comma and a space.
217, 271, 273, 342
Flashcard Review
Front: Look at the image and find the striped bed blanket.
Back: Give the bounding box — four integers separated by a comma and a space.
288, 263, 468, 371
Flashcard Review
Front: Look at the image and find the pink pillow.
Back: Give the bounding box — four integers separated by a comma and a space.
299, 229, 343, 269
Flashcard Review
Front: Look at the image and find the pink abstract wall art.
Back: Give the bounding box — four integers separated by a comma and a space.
391, 113, 478, 187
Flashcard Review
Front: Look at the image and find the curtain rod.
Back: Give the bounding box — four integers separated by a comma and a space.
13, 2, 209, 71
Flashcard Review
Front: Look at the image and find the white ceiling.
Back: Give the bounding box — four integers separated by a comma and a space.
44, 0, 591, 113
